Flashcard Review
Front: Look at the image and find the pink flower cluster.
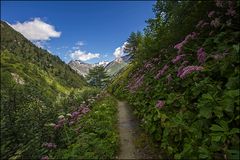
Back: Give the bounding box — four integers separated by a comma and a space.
42, 142, 57, 149
167, 74, 172, 84
182, 60, 189, 66
155, 64, 169, 79
197, 48, 206, 64
54, 116, 66, 129
156, 100, 165, 109
210, 18, 221, 28
226, 1, 236, 17
51, 104, 91, 129
144, 62, 154, 70
171, 54, 185, 64
174, 32, 197, 53
41, 156, 49, 160
226, 8, 236, 16
68, 106, 91, 125
177, 66, 204, 79
127, 74, 145, 92
208, 11, 215, 18
215, 0, 224, 8
80, 106, 91, 114
196, 20, 209, 29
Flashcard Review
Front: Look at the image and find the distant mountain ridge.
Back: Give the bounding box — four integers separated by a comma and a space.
105, 54, 132, 76
68, 60, 94, 77
68, 54, 132, 77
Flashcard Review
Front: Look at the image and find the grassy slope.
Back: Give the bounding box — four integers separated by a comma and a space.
0, 21, 86, 99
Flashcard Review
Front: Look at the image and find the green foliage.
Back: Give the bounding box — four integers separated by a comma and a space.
110, 0, 240, 159
0, 21, 88, 159
52, 95, 119, 159
124, 31, 143, 59
86, 66, 109, 88
1, 21, 86, 89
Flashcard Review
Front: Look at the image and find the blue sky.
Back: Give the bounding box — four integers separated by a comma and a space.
1, 1, 155, 64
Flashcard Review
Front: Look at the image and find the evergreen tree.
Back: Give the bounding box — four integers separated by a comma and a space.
86, 66, 109, 88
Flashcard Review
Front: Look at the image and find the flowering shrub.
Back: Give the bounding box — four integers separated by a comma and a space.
52, 96, 119, 159
39, 88, 101, 159
109, 1, 239, 159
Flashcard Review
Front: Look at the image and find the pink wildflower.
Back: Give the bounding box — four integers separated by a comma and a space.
156, 100, 165, 109
191, 32, 198, 39
174, 32, 197, 53
81, 107, 90, 114
153, 57, 160, 62
167, 74, 172, 83
197, 48, 206, 64
226, 8, 236, 16
42, 143, 57, 149
177, 66, 184, 77
57, 118, 65, 125
54, 124, 61, 129
201, 22, 209, 28
71, 111, 80, 118
208, 11, 215, 18
210, 18, 221, 28
186, 32, 198, 40
215, 0, 224, 8
196, 20, 204, 28
41, 156, 49, 160
172, 54, 185, 64
209, 31, 214, 36
128, 74, 145, 92
174, 42, 184, 50
182, 61, 189, 66
155, 64, 169, 79
178, 66, 204, 79
144, 62, 154, 70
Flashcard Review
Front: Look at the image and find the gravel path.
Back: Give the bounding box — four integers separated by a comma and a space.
117, 100, 163, 159
117, 100, 137, 159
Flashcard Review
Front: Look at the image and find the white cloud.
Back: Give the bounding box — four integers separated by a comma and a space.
98, 61, 109, 66
76, 41, 84, 46
113, 47, 123, 58
10, 18, 61, 41
34, 41, 45, 48
33, 40, 52, 50
72, 41, 84, 50
113, 42, 128, 58
70, 49, 100, 61
57, 46, 68, 50
72, 46, 79, 50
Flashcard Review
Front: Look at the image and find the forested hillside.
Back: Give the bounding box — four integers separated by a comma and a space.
1, 21, 86, 95
109, 1, 239, 159
1, 21, 119, 159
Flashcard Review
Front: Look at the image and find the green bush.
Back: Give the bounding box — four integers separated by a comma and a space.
52, 96, 119, 159
110, 1, 240, 159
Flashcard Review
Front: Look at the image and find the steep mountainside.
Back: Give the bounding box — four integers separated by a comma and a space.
1, 21, 86, 100
68, 55, 132, 77
68, 60, 109, 77
68, 60, 93, 77
105, 54, 132, 76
